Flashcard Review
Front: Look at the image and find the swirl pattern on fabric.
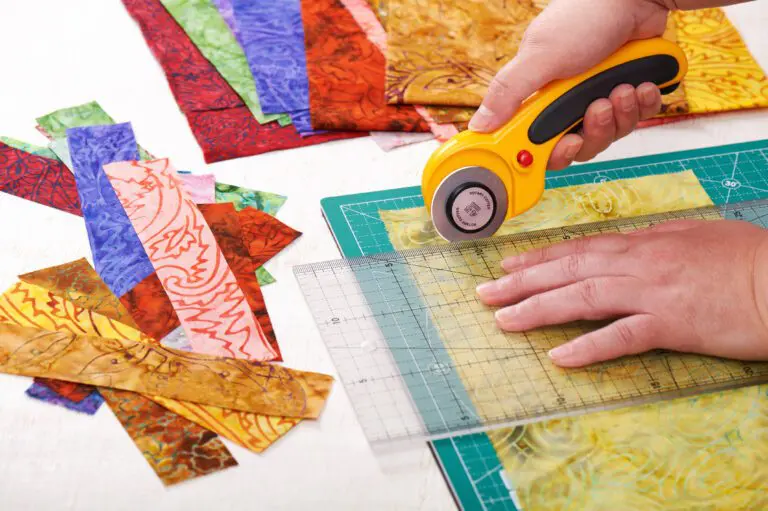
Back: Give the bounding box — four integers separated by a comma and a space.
103, 159, 277, 361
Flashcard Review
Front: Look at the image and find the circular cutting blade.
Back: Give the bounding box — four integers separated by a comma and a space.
431, 166, 509, 241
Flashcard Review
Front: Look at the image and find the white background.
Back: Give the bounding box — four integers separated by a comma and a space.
0, 1, 766, 510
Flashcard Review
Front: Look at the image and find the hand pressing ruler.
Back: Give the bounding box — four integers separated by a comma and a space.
296, 199, 768, 447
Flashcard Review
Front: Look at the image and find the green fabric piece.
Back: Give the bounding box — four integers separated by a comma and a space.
36, 101, 153, 160
255, 266, 276, 286
49, 139, 73, 168
0, 136, 59, 160
159, 0, 291, 126
215, 182, 287, 216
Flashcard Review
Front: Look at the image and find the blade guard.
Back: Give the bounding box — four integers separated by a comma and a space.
422, 37, 688, 240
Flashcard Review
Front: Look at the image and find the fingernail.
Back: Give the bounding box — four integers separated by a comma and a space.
596, 104, 613, 126
639, 87, 656, 107
564, 142, 580, 160
548, 343, 573, 361
495, 306, 517, 324
620, 90, 635, 112
469, 105, 494, 132
476, 281, 498, 296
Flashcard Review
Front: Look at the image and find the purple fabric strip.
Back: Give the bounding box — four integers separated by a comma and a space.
26, 383, 105, 415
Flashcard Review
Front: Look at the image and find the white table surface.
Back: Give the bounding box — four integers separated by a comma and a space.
1, 1, 767, 510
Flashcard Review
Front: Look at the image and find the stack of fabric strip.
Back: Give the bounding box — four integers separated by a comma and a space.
0, 101, 332, 486
122, 0, 768, 163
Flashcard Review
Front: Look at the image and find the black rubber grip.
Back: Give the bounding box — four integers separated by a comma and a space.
528, 54, 681, 145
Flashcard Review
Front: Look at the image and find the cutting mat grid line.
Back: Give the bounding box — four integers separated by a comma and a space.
318, 141, 768, 511
299, 203, 768, 444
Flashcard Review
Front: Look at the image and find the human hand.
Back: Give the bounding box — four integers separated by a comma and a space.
476, 219, 768, 367
469, 0, 671, 170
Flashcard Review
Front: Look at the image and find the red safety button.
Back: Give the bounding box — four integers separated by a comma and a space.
517, 150, 533, 168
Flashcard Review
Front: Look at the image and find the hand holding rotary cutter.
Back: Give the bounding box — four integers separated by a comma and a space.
421, 37, 688, 241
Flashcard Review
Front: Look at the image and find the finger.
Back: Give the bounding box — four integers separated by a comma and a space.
609, 84, 640, 140
636, 82, 662, 120
627, 219, 705, 236
547, 314, 660, 367
574, 99, 617, 162
478, 252, 622, 306
494, 277, 645, 331
469, 50, 559, 133
501, 234, 630, 272
548, 134, 584, 170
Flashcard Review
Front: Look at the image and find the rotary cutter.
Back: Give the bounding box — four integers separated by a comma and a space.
422, 37, 688, 241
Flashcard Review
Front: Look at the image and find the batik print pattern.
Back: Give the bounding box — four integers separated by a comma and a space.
99, 388, 238, 486
18, 263, 300, 454
179, 173, 216, 203
214, 182, 287, 216
230, 0, 310, 115
118, 272, 182, 342
67, 124, 154, 298
237, 207, 302, 268
0, 323, 333, 418
339, 0, 458, 141
26, 382, 105, 415
301, 0, 429, 132
198, 203, 281, 360
158, 0, 288, 125
0, 137, 59, 160
103, 158, 277, 361
0, 142, 82, 216
122, 0, 364, 163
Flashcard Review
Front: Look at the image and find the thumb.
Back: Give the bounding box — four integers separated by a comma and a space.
469, 49, 561, 133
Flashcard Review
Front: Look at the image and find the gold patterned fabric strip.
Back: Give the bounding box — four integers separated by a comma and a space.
8, 268, 303, 453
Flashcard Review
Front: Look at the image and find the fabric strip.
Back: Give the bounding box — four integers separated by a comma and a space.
67, 124, 154, 298
103, 159, 277, 361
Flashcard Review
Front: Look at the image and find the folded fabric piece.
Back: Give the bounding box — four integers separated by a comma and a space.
0, 136, 58, 160
49, 138, 73, 169
0, 323, 333, 418
237, 207, 302, 268
103, 158, 278, 361
158, 0, 289, 126
199, 203, 280, 360
0, 280, 238, 485
179, 173, 216, 203
20, 260, 301, 454
214, 182, 287, 216
228, 0, 317, 134
26, 382, 105, 415
67, 124, 154, 298
0, 142, 82, 216
122, 0, 365, 163
338, 0, 458, 141
301, 0, 430, 133
255, 267, 276, 286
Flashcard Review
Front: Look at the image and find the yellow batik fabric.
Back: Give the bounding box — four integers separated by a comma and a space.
379, 172, 768, 508
385, 4, 766, 120
0, 280, 302, 450
380, 170, 712, 249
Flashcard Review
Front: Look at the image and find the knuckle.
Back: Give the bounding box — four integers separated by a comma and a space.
613, 321, 638, 352
578, 279, 601, 310
561, 253, 586, 279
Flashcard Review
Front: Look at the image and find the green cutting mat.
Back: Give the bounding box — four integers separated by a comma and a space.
320, 140, 768, 511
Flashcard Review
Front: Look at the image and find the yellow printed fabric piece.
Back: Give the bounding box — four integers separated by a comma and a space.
674, 8, 768, 114
379, 172, 768, 507
11, 265, 302, 453
385, 4, 766, 120
380, 170, 712, 249
0, 280, 331, 419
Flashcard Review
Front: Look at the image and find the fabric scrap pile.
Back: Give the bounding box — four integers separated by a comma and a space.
0, 102, 331, 486
121, 0, 768, 161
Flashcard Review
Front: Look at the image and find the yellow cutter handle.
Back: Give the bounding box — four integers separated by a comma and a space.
422, 37, 688, 222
